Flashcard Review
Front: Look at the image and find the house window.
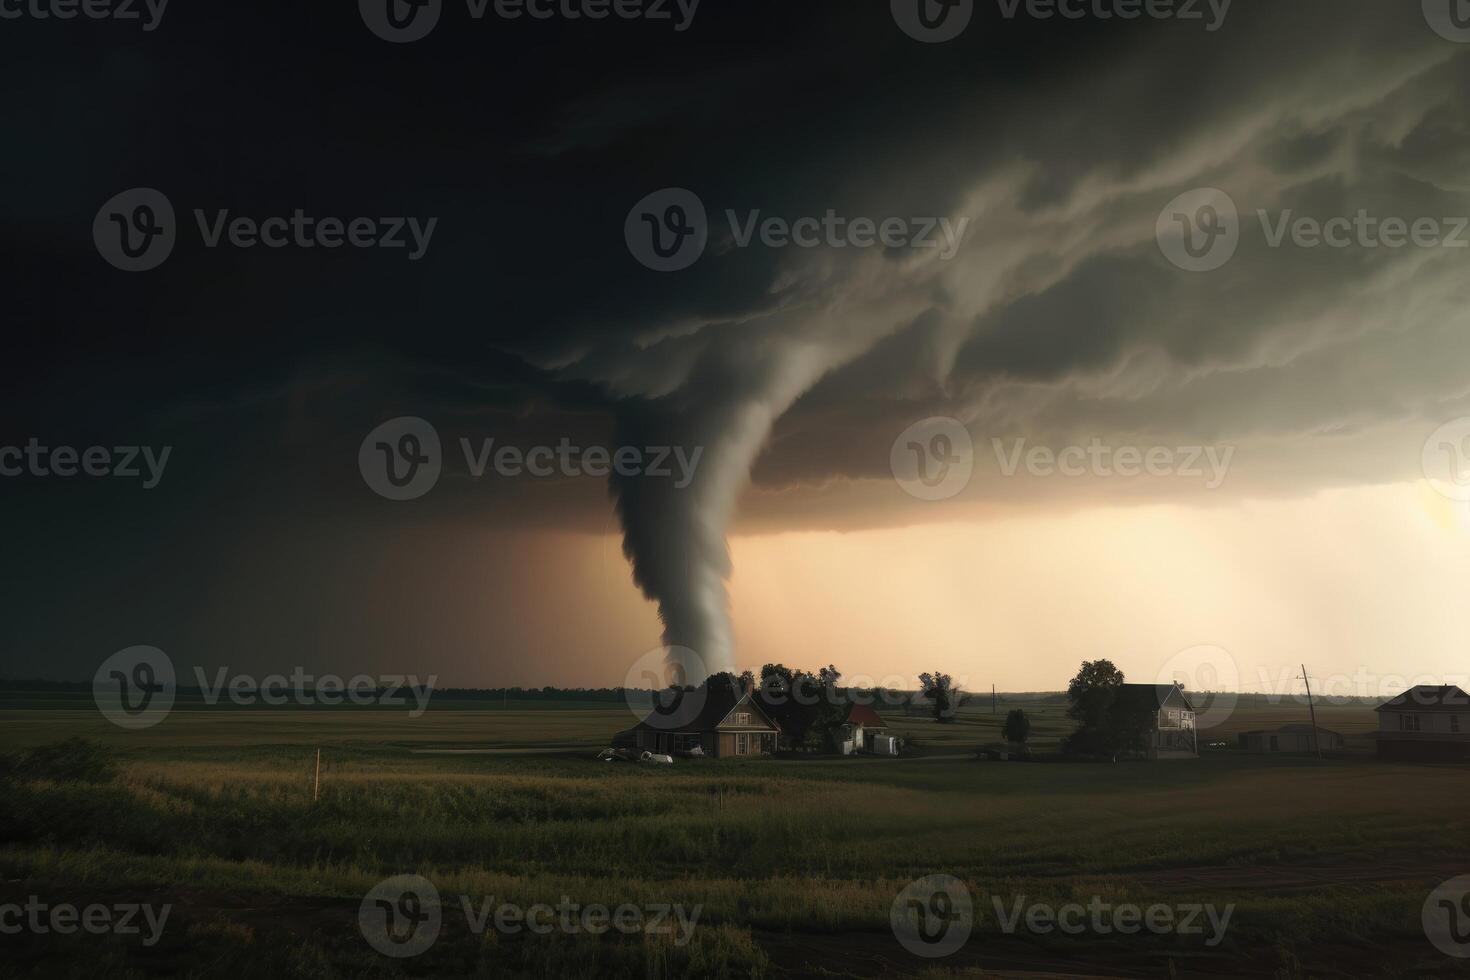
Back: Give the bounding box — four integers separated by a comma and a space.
733, 712, 750, 725
1269, 736, 1278, 751
1401, 714, 1421, 732
1453, 716, 1461, 733
736, 733, 749, 755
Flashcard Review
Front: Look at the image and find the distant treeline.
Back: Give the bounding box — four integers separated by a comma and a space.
0, 679, 623, 701
0, 679, 1388, 706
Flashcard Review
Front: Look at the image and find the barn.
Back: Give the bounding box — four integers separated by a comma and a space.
616, 683, 780, 758
1373, 685, 1470, 761
1238, 724, 1345, 754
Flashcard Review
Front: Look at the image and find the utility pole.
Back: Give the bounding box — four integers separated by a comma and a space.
1299, 665, 1322, 759
313, 749, 321, 802
992, 684, 997, 714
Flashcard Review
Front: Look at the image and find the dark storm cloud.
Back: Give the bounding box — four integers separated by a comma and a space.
5, 0, 1470, 676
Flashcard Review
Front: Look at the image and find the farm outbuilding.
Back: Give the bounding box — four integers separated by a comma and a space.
1238, 724, 1344, 754
836, 702, 896, 756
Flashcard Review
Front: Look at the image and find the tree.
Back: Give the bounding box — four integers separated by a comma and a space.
704, 671, 742, 699
918, 671, 962, 723
1062, 659, 1154, 760
1002, 708, 1031, 745
757, 662, 847, 751
759, 663, 796, 697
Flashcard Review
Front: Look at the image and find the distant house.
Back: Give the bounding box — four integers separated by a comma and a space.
1373, 685, 1470, 761
616, 683, 780, 758
1116, 684, 1198, 759
1239, 724, 1345, 754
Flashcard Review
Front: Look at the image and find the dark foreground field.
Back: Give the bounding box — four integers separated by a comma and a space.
2, 699, 1469, 979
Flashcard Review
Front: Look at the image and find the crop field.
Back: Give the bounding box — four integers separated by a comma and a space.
2, 695, 1469, 979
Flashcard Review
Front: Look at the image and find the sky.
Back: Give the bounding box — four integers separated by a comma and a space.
3, 1, 1470, 697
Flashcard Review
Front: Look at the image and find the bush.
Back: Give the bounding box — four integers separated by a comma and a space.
1002, 708, 1031, 745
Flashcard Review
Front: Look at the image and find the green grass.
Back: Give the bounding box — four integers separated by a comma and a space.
2, 699, 1468, 978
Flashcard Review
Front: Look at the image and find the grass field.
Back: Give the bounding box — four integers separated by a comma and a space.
2, 694, 1468, 978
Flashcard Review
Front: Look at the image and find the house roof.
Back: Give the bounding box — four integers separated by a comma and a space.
1375, 685, 1470, 712
1116, 683, 1196, 713
845, 702, 887, 728
632, 682, 780, 734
